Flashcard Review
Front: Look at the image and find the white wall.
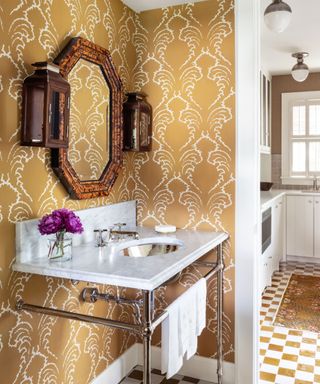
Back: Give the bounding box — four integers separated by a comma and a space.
235, 0, 260, 383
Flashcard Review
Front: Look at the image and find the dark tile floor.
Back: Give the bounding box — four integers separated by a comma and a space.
120, 365, 214, 384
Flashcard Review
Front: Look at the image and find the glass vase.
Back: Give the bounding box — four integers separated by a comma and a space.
47, 234, 72, 262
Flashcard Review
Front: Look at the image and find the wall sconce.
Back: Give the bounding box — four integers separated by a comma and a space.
264, 0, 292, 33
21, 62, 70, 148
291, 52, 309, 82
123, 92, 152, 152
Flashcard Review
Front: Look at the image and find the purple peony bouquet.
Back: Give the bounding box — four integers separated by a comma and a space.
38, 209, 83, 259
38, 208, 83, 237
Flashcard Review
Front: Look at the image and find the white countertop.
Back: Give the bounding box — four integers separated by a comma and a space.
261, 190, 287, 211
261, 189, 320, 211
13, 227, 228, 291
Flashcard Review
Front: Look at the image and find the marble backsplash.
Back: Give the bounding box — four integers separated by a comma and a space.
16, 200, 137, 263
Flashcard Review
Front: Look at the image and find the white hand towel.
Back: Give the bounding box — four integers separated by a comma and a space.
195, 278, 207, 335
161, 301, 182, 377
161, 278, 207, 378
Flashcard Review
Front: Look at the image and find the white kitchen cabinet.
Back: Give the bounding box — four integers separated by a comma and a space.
260, 248, 272, 294
260, 257, 267, 293
287, 195, 314, 257
272, 197, 284, 269
260, 72, 271, 154
260, 195, 284, 294
314, 197, 320, 257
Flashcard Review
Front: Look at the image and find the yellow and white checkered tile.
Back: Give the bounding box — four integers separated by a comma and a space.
260, 262, 320, 384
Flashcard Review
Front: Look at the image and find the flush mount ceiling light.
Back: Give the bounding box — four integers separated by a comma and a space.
264, 0, 292, 33
291, 52, 309, 82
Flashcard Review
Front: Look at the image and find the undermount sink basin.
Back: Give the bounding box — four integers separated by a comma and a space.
115, 237, 183, 257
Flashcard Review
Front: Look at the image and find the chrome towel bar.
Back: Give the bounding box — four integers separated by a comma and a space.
16, 300, 142, 333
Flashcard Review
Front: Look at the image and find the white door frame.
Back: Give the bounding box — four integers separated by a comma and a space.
235, 0, 260, 383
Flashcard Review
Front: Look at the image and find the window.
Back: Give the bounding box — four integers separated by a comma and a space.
282, 91, 320, 184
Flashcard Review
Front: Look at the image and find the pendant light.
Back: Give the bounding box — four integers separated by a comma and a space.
264, 0, 292, 33
291, 52, 309, 82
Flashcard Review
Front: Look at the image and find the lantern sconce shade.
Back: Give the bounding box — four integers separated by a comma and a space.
123, 92, 152, 152
264, 0, 292, 33
291, 52, 309, 83
21, 61, 70, 148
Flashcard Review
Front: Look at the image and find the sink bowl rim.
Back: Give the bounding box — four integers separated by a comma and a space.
111, 236, 184, 255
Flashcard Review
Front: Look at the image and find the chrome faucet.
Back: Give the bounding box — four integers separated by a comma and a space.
94, 224, 139, 246
94, 229, 110, 247
313, 176, 319, 191
109, 223, 139, 241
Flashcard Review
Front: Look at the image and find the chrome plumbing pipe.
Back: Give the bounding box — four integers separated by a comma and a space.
194, 261, 219, 269
81, 287, 143, 306
81, 287, 144, 325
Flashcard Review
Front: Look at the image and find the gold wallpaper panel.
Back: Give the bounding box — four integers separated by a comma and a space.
131, 1, 235, 361
0, 1, 235, 383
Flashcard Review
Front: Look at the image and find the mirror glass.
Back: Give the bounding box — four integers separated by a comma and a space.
67, 58, 110, 181
52, 36, 123, 200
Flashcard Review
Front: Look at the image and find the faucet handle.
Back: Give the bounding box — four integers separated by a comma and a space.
113, 223, 126, 231
93, 229, 110, 247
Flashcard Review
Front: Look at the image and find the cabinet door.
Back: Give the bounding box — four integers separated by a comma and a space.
260, 252, 270, 294
272, 197, 284, 269
287, 196, 314, 257
314, 198, 320, 257
260, 73, 271, 153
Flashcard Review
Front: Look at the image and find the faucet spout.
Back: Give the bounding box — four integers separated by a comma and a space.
110, 230, 139, 241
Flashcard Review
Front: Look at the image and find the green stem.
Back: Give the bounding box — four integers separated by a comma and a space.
56, 230, 66, 256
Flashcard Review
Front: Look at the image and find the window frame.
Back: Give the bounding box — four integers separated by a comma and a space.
281, 91, 320, 185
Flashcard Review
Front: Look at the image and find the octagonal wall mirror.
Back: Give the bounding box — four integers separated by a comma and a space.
51, 37, 123, 199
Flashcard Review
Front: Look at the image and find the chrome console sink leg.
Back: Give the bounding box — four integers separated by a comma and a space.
143, 290, 154, 384
217, 244, 224, 384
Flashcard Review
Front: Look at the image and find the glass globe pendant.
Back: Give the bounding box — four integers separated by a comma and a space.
264, 0, 292, 33
291, 53, 309, 83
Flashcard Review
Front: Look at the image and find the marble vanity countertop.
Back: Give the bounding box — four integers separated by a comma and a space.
13, 227, 228, 291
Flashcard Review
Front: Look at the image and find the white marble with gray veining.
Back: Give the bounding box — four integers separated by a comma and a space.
14, 211, 228, 290
15, 200, 136, 263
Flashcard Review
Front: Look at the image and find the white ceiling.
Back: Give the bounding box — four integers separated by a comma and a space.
261, 0, 320, 76
122, 0, 208, 13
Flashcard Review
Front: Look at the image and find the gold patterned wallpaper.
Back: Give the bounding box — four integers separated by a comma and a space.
0, 0, 235, 383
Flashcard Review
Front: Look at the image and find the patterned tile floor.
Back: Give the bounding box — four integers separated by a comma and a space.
121, 261, 320, 384
120, 366, 214, 384
260, 261, 320, 384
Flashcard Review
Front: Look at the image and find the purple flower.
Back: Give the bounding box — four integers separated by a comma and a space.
64, 211, 84, 234
38, 213, 64, 235
38, 208, 83, 236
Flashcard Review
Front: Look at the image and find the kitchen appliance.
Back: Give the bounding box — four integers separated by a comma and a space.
262, 207, 272, 253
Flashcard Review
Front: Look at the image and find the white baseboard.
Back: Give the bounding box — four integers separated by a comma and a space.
91, 344, 139, 384
287, 255, 320, 264
91, 343, 235, 384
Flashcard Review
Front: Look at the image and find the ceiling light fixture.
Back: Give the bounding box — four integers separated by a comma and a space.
264, 0, 292, 33
291, 52, 309, 82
